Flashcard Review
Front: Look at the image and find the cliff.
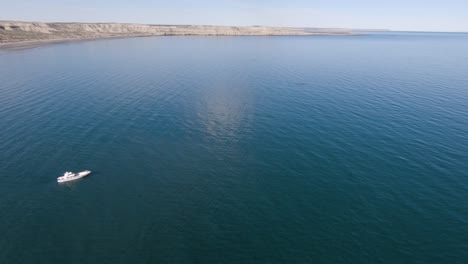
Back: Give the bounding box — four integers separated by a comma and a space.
0, 21, 354, 44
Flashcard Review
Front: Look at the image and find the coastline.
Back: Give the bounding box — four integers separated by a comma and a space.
0, 33, 358, 51
0, 21, 357, 51
0, 35, 151, 51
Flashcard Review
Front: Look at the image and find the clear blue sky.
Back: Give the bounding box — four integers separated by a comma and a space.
1, 0, 467, 32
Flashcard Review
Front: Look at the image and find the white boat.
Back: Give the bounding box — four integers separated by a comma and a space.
57, 170, 91, 183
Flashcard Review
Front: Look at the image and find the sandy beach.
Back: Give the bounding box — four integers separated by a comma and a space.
0, 35, 152, 51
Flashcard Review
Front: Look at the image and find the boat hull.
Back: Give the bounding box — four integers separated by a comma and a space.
57, 170, 91, 183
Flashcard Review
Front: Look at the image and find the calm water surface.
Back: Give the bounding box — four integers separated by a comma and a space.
1, 33, 468, 263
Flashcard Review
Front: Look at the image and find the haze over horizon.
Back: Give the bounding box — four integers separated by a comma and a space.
1, 0, 467, 32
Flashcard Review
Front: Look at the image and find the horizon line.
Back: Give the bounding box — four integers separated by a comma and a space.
2, 20, 468, 33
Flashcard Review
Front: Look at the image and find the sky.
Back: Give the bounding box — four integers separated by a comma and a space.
1, 0, 467, 32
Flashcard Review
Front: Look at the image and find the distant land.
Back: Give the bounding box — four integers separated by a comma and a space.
0, 21, 360, 50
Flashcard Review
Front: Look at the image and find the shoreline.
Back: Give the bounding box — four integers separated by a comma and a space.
0, 35, 153, 51
0, 33, 358, 51
0, 21, 358, 51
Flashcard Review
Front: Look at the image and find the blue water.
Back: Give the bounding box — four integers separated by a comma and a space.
1, 33, 468, 263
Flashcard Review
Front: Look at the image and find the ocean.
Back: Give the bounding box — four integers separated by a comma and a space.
0, 32, 467, 263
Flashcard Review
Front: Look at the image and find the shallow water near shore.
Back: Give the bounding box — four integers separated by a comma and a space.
1, 33, 468, 263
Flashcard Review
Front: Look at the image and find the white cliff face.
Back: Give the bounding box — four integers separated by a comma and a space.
0, 21, 353, 43
0, 22, 55, 33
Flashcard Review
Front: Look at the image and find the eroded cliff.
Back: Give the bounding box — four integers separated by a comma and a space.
0, 21, 353, 44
